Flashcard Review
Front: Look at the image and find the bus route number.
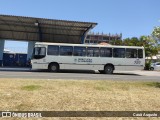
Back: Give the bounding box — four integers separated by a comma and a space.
134, 59, 141, 64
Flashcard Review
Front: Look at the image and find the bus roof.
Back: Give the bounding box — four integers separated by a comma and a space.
35, 42, 144, 49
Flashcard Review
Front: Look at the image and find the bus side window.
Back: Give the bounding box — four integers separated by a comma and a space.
87, 47, 99, 57
138, 49, 143, 58
100, 48, 112, 57
74, 47, 86, 56
60, 46, 73, 56
126, 49, 137, 58
47, 45, 59, 55
113, 48, 125, 58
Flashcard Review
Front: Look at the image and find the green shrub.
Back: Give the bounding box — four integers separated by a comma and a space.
145, 61, 151, 70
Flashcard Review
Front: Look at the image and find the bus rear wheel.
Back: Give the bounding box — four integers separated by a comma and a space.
48, 63, 59, 72
104, 65, 114, 74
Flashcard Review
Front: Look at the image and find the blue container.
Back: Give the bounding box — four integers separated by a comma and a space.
15, 53, 27, 67
0, 60, 2, 66
3, 53, 16, 67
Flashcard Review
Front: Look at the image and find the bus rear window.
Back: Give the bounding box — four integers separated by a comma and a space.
138, 49, 143, 58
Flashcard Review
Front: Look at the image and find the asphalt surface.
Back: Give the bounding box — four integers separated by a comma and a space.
0, 68, 159, 82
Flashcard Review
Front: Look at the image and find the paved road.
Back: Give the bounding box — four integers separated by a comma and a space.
0, 68, 159, 82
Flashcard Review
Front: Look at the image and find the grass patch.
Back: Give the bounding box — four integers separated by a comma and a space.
146, 82, 160, 88
94, 86, 107, 91
0, 78, 160, 115
21, 85, 41, 91
94, 82, 110, 91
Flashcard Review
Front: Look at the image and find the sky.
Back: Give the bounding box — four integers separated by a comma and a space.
0, 0, 160, 53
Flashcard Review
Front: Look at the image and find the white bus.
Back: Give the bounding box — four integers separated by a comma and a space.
31, 42, 145, 74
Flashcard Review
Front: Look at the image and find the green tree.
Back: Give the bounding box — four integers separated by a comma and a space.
109, 39, 122, 45
152, 26, 160, 40
123, 38, 133, 46
123, 37, 140, 46
139, 36, 158, 57
130, 37, 140, 46
123, 36, 158, 58
113, 39, 123, 45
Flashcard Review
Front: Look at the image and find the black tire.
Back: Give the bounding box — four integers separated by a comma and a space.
48, 63, 59, 72
98, 70, 104, 74
150, 67, 154, 71
104, 65, 114, 74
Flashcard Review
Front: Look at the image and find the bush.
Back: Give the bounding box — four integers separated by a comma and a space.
144, 61, 151, 70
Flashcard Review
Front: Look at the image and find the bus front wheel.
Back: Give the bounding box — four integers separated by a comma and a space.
104, 65, 114, 74
48, 63, 59, 72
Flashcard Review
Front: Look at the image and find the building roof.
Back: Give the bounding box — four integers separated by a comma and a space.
0, 14, 97, 43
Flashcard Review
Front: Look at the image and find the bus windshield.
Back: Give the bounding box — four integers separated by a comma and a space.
33, 47, 46, 59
